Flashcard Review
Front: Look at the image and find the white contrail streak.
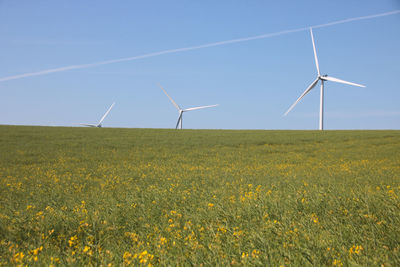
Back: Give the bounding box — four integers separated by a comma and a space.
1, 10, 399, 83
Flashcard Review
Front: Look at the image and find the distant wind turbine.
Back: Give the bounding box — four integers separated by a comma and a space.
284, 28, 366, 130
80, 102, 115, 127
159, 85, 218, 129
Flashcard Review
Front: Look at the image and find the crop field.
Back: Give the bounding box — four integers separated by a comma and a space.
0, 126, 399, 266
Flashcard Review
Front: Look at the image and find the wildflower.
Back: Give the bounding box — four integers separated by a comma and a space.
138, 250, 154, 264
233, 229, 243, 237
208, 203, 214, 208
125, 232, 139, 243
311, 213, 319, 224
123, 251, 132, 259
123, 251, 132, 265
251, 249, 260, 258
333, 259, 343, 266
217, 226, 227, 233
68, 235, 78, 247
349, 245, 363, 255
50, 257, 60, 263
31, 246, 43, 256
14, 252, 24, 263
159, 237, 167, 245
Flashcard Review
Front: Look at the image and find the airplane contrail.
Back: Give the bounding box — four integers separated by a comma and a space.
1, 9, 399, 83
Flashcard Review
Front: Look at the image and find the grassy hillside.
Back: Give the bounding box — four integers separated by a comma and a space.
0, 126, 399, 265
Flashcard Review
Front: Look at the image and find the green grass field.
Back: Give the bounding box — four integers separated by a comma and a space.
0, 125, 399, 266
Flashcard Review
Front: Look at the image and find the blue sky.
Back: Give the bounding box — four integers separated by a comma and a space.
1, 0, 399, 129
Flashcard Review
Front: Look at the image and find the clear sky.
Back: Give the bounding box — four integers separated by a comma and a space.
1, 0, 399, 129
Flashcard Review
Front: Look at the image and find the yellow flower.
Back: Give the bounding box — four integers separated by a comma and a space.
31, 246, 42, 255
68, 235, 78, 247
217, 226, 227, 233
251, 249, 260, 258
159, 237, 167, 245
333, 259, 343, 266
137, 250, 154, 264
125, 232, 139, 243
123, 251, 132, 265
208, 203, 214, 208
349, 245, 363, 255
233, 229, 243, 237
123, 251, 132, 259
50, 257, 60, 263
311, 213, 319, 224
14, 252, 24, 263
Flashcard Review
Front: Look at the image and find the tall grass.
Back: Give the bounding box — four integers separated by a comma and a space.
0, 126, 399, 265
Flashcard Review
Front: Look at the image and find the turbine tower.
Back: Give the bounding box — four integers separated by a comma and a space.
159, 85, 218, 129
80, 102, 115, 128
284, 28, 365, 130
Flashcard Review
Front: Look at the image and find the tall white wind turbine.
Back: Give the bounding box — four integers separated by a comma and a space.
80, 102, 115, 128
159, 85, 218, 129
284, 28, 365, 130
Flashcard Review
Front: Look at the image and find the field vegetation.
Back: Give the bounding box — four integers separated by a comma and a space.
0, 126, 399, 266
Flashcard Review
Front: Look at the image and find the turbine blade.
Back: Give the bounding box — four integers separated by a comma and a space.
322, 76, 366, 87
284, 78, 319, 116
98, 102, 115, 124
158, 84, 181, 110
310, 28, 320, 76
184, 104, 219, 111
175, 112, 182, 129
80, 123, 97, 127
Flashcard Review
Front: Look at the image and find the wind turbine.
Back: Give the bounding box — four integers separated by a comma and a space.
80, 102, 115, 128
284, 28, 365, 130
159, 85, 218, 129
